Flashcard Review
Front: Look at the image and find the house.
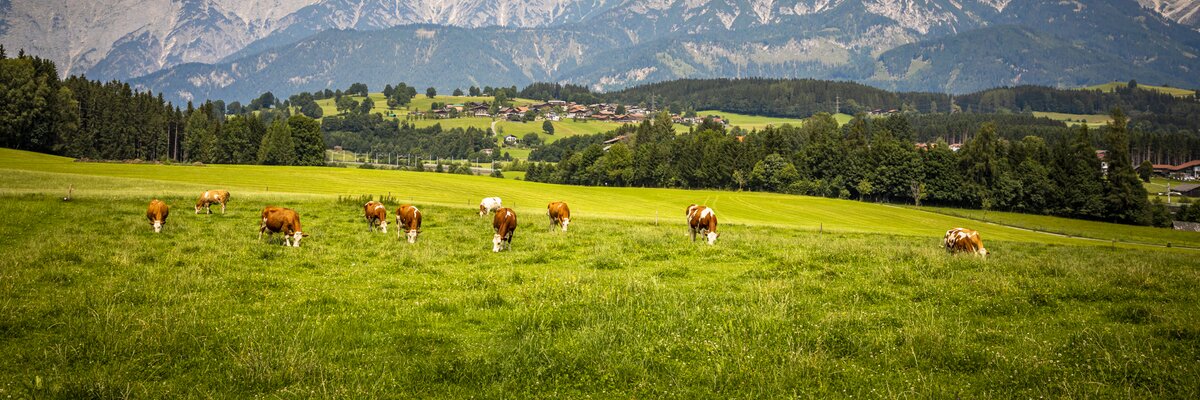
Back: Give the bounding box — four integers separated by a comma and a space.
544, 112, 561, 122
548, 100, 567, 106
471, 104, 491, 117
602, 135, 628, 151
1154, 160, 1200, 180
481, 148, 494, 156
1172, 183, 1200, 197
504, 135, 519, 145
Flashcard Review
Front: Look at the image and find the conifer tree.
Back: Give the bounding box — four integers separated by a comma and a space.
257, 119, 296, 165
1102, 109, 1151, 224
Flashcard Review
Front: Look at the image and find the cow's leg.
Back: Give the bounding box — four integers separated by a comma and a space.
221, 202, 226, 214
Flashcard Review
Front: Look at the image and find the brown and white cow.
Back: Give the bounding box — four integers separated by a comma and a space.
547, 201, 570, 232
396, 204, 423, 243
687, 204, 719, 245
943, 227, 988, 257
364, 201, 388, 233
195, 189, 230, 214
146, 199, 169, 233
259, 207, 308, 247
479, 197, 503, 217
492, 207, 517, 252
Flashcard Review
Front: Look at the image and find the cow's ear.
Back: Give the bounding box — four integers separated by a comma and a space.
302, 233, 310, 237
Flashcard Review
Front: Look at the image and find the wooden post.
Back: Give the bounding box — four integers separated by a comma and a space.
656, 210, 659, 226
819, 223, 823, 234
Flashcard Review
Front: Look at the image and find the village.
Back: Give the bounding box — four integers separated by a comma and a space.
410, 100, 724, 127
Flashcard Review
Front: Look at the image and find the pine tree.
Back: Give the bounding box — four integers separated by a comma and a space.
184, 110, 216, 162
257, 119, 296, 165
1102, 109, 1152, 224
1053, 125, 1106, 219
289, 115, 325, 166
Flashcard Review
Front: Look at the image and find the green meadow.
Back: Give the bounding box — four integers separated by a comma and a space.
1, 148, 1198, 397
697, 110, 852, 130
1085, 81, 1197, 98
1032, 111, 1113, 128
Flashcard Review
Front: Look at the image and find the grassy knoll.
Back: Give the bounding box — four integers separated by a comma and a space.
914, 206, 1200, 248
1085, 81, 1197, 98
1, 156, 1199, 397
1032, 111, 1112, 128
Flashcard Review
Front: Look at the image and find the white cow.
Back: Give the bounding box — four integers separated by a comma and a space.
479, 197, 503, 217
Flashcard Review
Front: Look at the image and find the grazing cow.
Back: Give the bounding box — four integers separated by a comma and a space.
259, 207, 308, 247
943, 228, 988, 257
195, 189, 230, 214
547, 201, 570, 232
396, 204, 423, 243
492, 207, 517, 252
686, 204, 720, 245
146, 199, 169, 233
479, 197, 503, 217
364, 201, 388, 233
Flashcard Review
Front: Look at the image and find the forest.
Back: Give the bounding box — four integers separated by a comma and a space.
525, 111, 1168, 227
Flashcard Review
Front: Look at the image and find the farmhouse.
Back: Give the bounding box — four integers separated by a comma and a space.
1153, 160, 1200, 180
504, 135, 519, 145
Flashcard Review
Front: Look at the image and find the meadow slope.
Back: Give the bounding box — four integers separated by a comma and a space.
2, 148, 1188, 247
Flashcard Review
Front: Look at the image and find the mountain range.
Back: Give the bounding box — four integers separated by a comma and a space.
3, 0, 1200, 104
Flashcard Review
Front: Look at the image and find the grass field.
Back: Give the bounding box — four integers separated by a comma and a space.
698, 111, 853, 130
914, 206, 1200, 248
2, 148, 1199, 397
1085, 81, 1197, 98
1033, 111, 1112, 128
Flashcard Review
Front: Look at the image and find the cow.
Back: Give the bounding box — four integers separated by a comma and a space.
396, 204, 423, 243
547, 201, 570, 232
686, 204, 720, 245
146, 199, 169, 233
364, 201, 388, 233
195, 189, 230, 214
492, 207, 517, 252
259, 207, 308, 247
479, 197, 503, 217
943, 228, 988, 257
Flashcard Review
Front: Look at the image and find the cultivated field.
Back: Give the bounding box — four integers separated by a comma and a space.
1, 149, 1198, 397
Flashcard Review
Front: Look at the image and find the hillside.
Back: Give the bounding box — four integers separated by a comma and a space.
3, 148, 1197, 248
1086, 81, 1197, 98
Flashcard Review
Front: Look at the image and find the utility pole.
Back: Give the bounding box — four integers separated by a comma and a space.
835, 95, 840, 115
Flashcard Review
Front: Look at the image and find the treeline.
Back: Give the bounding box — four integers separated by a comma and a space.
0, 47, 324, 165
519, 83, 601, 105
322, 113, 499, 162
525, 111, 1167, 227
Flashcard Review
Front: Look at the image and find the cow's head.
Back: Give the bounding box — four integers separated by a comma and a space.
406, 229, 419, 243
560, 217, 570, 232
479, 205, 488, 217
977, 247, 989, 257
152, 219, 164, 233
194, 204, 203, 214
288, 232, 309, 247
492, 233, 504, 252
380, 220, 388, 234
705, 231, 719, 245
